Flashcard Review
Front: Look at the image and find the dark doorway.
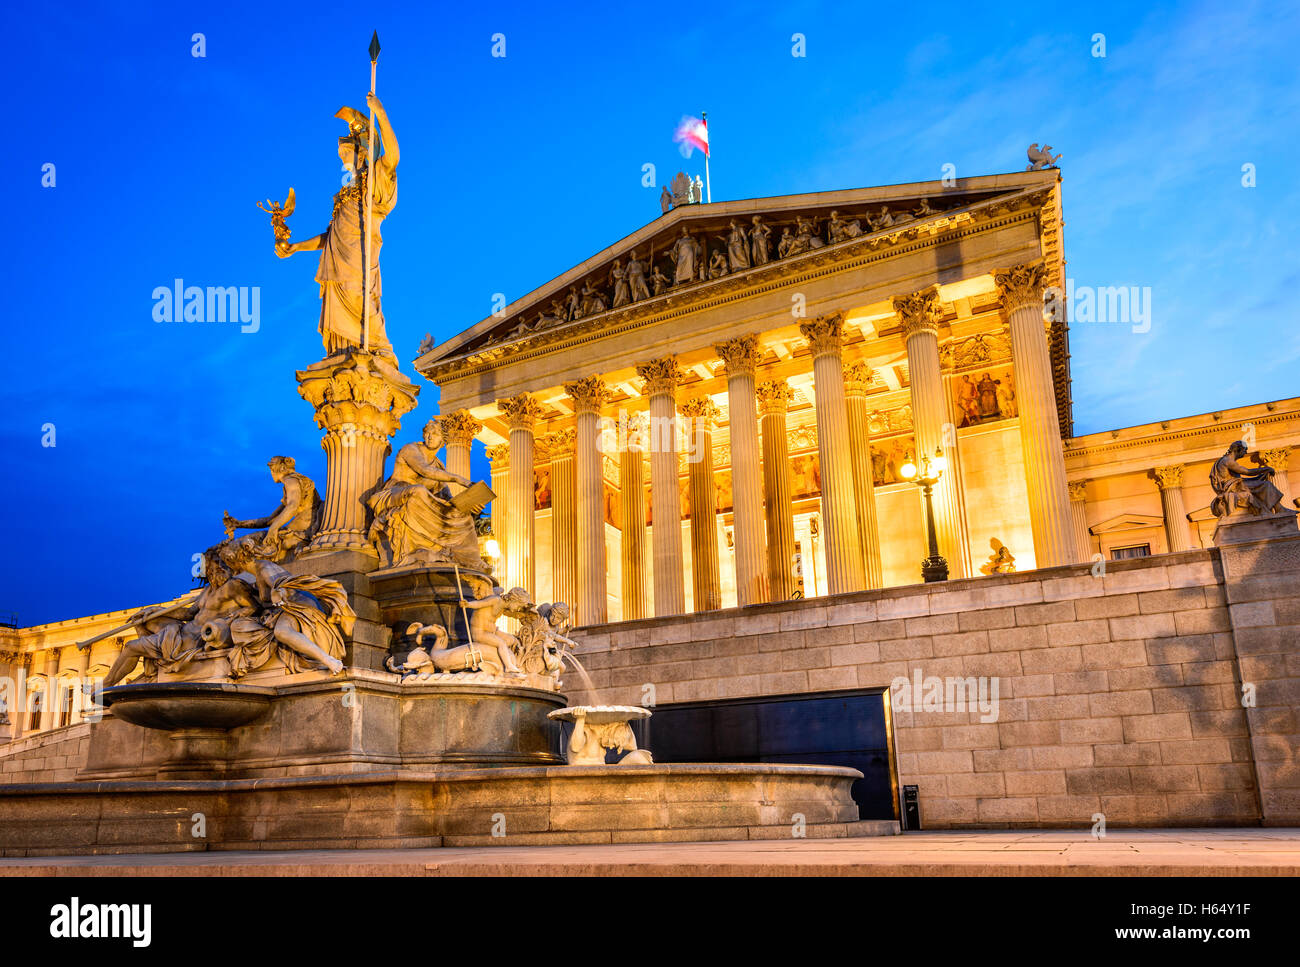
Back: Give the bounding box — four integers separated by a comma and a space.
639, 688, 898, 820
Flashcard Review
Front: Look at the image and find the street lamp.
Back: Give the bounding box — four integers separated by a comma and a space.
899, 447, 949, 583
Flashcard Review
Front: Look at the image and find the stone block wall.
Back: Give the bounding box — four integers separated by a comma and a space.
567, 543, 1300, 828
0, 723, 91, 783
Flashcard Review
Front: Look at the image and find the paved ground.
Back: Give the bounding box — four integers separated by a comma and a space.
1, 828, 1297, 875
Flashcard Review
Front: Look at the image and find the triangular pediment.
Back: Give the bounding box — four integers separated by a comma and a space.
1089, 513, 1165, 535
416, 170, 1059, 371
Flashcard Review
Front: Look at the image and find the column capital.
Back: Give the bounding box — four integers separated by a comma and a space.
636, 356, 686, 397
1258, 446, 1293, 470
1153, 465, 1184, 490
1068, 480, 1088, 501
994, 261, 1049, 314
439, 409, 482, 448
562, 376, 611, 415
545, 426, 578, 455
892, 287, 942, 340
798, 312, 845, 359
842, 362, 874, 398
679, 396, 721, 425
714, 333, 761, 376
756, 379, 794, 416
499, 392, 543, 431
486, 443, 510, 465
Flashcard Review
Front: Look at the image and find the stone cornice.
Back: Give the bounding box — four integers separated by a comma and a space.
421, 187, 1052, 386
1066, 409, 1299, 462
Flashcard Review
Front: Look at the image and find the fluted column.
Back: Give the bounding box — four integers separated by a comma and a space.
564, 377, 611, 625
843, 362, 884, 588
636, 356, 687, 615
894, 288, 971, 578
757, 380, 798, 601
440, 410, 481, 495
680, 397, 722, 611
620, 412, 649, 620
546, 427, 578, 613
799, 313, 865, 593
487, 444, 509, 575
296, 354, 420, 554
715, 335, 769, 605
499, 393, 542, 596
1153, 465, 1193, 553
994, 263, 1078, 568
1069, 480, 1092, 561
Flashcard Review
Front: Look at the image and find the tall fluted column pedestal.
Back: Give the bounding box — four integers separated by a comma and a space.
995, 264, 1080, 569
843, 363, 883, 589
680, 397, 722, 612
637, 357, 687, 616
894, 289, 970, 578
500, 393, 542, 598
565, 378, 611, 626
620, 414, 649, 621
296, 350, 419, 558
1154, 465, 1193, 553
716, 335, 769, 606
548, 428, 578, 614
799, 314, 865, 594
757, 381, 798, 601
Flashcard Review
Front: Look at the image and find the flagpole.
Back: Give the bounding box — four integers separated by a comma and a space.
362, 31, 380, 353
702, 110, 711, 203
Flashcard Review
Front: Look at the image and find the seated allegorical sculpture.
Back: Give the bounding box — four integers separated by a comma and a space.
222, 456, 321, 562
367, 418, 493, 569
979, 538, 1017, 575
1210, 441, 1287, 518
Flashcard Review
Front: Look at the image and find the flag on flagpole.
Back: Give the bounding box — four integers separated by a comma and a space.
673, 115, 709, 157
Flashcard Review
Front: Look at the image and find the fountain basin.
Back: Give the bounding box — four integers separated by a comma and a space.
102, 682, 276, 731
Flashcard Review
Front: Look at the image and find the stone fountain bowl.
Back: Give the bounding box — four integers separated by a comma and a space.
101, 682, 277, 732
548, 705, 652, 725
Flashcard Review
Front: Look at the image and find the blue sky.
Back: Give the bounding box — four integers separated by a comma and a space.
4, 0, 1297, 625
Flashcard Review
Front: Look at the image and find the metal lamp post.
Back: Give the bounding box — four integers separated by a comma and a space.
900, 448, 949, 583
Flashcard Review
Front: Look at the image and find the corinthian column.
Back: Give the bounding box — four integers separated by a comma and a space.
499, 393, 542, 596
620, 412, 649, 620
757, 380, 798, 600
487, 443, 509, 574
296, 354, 420, 554
1153, 465, 1193, 553
843, 362, 883, 588
994, 263, 1078, 568
636, 356, 686, 615
564, 377, 611, 625
1069, 480, 1093, 561
799, 313, 865, 593
715, 334, 769, 605
679, 397, 722, 612
547, 427, 578, 613
440, 410, 481, 495
894, 288, 970, 578
1258, 447, 1293, 503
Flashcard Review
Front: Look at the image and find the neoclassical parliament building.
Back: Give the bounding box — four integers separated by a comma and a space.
4, 168, 1298, 830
